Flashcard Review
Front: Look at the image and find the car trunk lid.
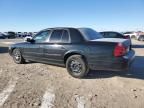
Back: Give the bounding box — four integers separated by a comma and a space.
90, 38, 131, 57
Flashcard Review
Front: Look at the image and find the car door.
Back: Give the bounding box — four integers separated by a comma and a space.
23, 30, 51, 61
43, 29, 70, 65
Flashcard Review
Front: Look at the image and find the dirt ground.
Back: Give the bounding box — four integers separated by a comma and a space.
0, 39, 144, 108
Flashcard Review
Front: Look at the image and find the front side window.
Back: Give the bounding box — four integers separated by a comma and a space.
33, 30, 51, 43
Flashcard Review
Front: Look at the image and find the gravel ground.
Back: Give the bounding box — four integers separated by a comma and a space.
0, 39, 144, 108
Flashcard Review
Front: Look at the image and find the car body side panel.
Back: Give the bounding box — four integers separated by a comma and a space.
43, 43, 89, 66
22, 43, 44, 61
9, 28, 135, 71
9, 41, 129, 70
42, 43, 67, 65
84, 42, 118, 70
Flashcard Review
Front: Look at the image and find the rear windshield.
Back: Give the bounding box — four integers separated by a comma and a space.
78, 28, 103, 40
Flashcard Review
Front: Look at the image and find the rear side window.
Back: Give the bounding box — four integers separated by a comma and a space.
61, 30, 69, 43
49, 30, 63, 42
49, 30, 70, 43
106, 33, 123, 38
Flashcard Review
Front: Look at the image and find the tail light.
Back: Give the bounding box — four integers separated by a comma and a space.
114, 43, 127, 57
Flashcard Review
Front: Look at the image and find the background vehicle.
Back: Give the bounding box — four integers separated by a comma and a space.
16, 32, 23, 38
100, 31, 130, 39
9, 27, 135, 78
16, 32, 33, 38
6, 31, 16, 39
123, 32, 138, 39
0, 33, 6, 39
138, 35, 144, 41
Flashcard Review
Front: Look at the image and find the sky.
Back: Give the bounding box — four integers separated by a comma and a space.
0, 0, 144, 32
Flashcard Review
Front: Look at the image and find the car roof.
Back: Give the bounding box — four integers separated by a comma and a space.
42, 27, 95, 31
42, 27, 77, 31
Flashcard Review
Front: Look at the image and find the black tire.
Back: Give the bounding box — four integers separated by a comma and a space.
12, 49, 25, 64
66, 55, 89, 78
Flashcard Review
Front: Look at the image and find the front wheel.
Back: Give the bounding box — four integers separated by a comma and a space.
66, 55, 89, 78
12, 49, 25, 64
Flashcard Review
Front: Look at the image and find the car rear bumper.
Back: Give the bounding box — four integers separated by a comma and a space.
118, 49, 135, 70
89, 50, 135, 71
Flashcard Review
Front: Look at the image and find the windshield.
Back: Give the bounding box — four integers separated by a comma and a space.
78, 28, 103, 40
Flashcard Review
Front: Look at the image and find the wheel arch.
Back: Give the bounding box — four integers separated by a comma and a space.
64, 51, 87, 65
11, 47, 23, 56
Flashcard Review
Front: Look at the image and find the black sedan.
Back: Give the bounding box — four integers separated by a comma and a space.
9, 28, 135, 78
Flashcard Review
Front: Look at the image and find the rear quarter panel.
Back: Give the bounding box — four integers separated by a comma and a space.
85, 42, 118, 70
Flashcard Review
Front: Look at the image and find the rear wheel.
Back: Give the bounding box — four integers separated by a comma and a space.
12, 49, 25, 64
66, 55, 89, 78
